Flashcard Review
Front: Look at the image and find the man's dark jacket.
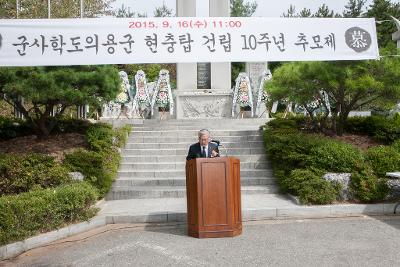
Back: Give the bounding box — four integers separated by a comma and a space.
186, 142, 219, 161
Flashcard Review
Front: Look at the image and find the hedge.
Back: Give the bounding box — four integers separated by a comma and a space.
0, 117, 31, 141
264, 118, 389, 204
345, 115, 400, 144
365, 145, 400, 177
0, 117, 91, 140
0, 182, 98, 246
64, 123, 131, 197
0, 153, 71, 196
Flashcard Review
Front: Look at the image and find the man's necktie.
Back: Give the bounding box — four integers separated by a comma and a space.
202, 146, 206, 158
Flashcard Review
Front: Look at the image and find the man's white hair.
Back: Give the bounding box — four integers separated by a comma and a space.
198, 129, 210, 138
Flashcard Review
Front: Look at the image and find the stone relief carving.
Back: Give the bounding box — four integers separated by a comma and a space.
182, 97, 228, 118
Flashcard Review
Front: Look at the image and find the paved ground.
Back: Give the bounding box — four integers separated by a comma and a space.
2, 216, 400, 267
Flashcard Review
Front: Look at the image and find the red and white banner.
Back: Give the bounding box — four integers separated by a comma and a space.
0, 17, 379, 66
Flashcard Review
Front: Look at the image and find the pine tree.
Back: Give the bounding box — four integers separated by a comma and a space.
230, 0, 257, 17
366, 0, 400, 47
343, 0, 367, 18
0, 65, 121, 137
0, 0, 115, 19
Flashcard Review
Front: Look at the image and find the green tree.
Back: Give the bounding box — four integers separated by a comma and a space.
116, 4, 147, 18
299, 8, 312, 18
366, 0, 400, 47
0, 0, 115, 19
230, 0, 257, 17
283, 4, 339, 18
313, 4, 339, 17
0, 66, 120, 137
154, 1, 174, 17
282, 4, 297, 17
268, 53, 400, 135
343, 0, 367, 17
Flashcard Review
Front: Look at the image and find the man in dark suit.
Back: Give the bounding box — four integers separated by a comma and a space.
186, 129, 219, 161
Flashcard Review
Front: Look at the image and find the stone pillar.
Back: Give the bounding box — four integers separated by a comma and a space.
209, 0, 231, 90
76, 105, 88, 119
176, 0, 231, 91
176, 0, 197, 92
175, 0, 233, 119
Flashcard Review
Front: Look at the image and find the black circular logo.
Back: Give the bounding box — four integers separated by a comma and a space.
345, 27, 372, 53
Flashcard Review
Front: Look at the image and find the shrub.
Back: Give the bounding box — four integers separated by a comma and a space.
63, 149, 119, 197
0, 117, 31, 140
365, 145, 400, 177
350, 166, 389, 202
114, 125, 132, 148
52, 118, 92, 134
64, 124, 128, 197
307, 141, 365, 173
264, 130, 325, 172
392, 139, 400, 151
0, 182, 98, 246
0, 153, 71, 196
264, 117, 393, 204
279, 168, 321, 194
86, 123, 114, 152
265, 118, 299, 131
346, 115, 400, 144
279, 168, 338, 205
298, 178, 339, 205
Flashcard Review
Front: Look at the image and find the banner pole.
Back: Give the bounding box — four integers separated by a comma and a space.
80, 0, 84, 18
16, 0, 19, 19
48, 0, 51, 19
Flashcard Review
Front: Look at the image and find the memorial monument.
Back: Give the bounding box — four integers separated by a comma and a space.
174, 0, 233, 119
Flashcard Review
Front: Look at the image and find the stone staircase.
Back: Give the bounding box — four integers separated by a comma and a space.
106, 118, 277, 201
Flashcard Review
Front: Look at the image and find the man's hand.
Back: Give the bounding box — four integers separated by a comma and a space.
211, 150, 219, 158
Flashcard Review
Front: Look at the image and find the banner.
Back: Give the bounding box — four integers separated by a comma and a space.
0, 17, 379, 66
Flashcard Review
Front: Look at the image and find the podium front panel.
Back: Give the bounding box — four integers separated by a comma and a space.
201, 161, 228, 226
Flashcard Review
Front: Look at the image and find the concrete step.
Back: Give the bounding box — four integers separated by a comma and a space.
129, 130, 262, 137
119, 161, 271, 171
121, 154, 267, 163
99, 193, 297, 223
127, 135, 263, 143
124, 141, 264, 149
105, 185, 279, 200
112, 176, 276, 187
122, 148, 265, 156
117, 169, 273, 178
138, 118, 269, 124
131, 126, 262, 131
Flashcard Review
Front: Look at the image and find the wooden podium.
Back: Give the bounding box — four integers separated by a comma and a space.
185, 157, 242, 238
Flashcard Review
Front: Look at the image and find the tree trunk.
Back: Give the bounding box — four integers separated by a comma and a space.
337, 116, 345, 136
35, 118, 51, 139
32, 104, 54, 139
337, 110, 351, 136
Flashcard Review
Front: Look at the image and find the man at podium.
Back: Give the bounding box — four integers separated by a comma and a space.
186, 129, 219, 161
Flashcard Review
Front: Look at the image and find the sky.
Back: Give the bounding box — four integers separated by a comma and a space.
112, 0, 381, 17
